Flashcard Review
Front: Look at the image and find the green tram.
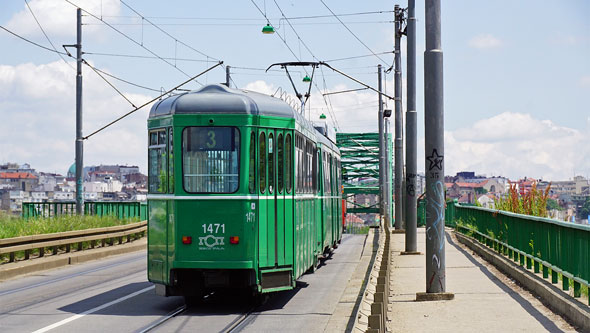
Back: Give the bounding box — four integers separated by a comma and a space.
147, 84, 343, 297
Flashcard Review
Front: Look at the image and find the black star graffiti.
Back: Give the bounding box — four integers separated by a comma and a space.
426, 149, 444, 171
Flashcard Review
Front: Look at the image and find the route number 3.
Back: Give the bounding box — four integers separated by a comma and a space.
206, 130, 216, 148
202, 223, 225, 234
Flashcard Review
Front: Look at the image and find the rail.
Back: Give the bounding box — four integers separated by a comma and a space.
21, 201, 147, 220
0, 221, 147, 264
417, 198, 458, 227
452, 203, 590, 305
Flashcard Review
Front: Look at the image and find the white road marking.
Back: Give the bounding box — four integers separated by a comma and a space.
32, 285, 154, 333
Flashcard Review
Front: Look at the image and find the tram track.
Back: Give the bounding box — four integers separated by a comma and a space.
137, 304, 187, 333
221, 307, 255, 333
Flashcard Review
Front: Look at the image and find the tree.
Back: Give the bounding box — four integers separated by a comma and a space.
546, 198, 562, 211
579, 197, 590, 220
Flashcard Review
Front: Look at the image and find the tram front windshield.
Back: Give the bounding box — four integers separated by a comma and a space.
182, 127, 240, 193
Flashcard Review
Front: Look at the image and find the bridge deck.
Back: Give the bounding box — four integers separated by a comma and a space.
387, 228, 576, 332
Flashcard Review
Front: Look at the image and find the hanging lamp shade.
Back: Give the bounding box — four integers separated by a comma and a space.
262, 23, 275, 34
319, 113, 327, 120
302, 75, 311, 82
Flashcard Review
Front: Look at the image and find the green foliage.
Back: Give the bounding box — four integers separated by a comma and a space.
546, 198, 562, 211
579, 197, 590, 219
0, 214, 138, 239
475, 187, 488, 195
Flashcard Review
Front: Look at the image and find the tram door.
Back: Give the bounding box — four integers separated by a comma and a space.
258, 129, 287, 268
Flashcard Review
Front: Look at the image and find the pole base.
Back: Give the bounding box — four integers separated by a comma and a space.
415, 292, 454, 302
391, 229, 405, 234
400, 251, 422, 255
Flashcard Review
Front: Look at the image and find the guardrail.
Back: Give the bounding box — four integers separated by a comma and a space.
21, 201, 147, 220
0, 221, 147, 264
354, 226, 390, 332
453, 203, 590, 305
417, 198, 459, 227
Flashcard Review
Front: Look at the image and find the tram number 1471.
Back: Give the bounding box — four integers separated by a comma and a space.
202, 223, 225, 234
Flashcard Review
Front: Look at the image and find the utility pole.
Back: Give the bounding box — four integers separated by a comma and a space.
378, 64, 387, 228
386, 119, 393, 228
394, 4, 403, 230
75, 8, 84, 215
226, 65, 231, 88
405, 0, 419, 253
418, 0, 452, 299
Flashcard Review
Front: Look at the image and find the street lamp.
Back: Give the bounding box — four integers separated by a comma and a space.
262, 23, 275, 34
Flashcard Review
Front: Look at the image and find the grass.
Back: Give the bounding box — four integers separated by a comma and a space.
0, 211, 139, 239
0, 212, 141, 263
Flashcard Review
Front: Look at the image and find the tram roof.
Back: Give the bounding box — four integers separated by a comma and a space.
149, 84, 296, 119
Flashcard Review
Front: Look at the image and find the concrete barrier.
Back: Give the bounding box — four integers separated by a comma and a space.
353, 226, 391, 333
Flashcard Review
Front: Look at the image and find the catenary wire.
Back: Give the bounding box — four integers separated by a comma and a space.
96, 10, 394, 21
84, 51, 212, 63
0, 25, 70, 56
0, 23, 161, 94
84, 61, 223, 140
25, 0, 75, 71
64, 0, 205, 86
319, 0, 389, 66
266, 0, 341, 130
119, 0, 220, 61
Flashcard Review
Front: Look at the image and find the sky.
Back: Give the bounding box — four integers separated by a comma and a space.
0, 0, 589, 181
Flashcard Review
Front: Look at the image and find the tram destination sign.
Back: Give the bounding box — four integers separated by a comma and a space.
186, 126, 236, 151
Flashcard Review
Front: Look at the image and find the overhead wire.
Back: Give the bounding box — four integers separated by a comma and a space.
96, 10, 394, 21
83, 51, 212, 63
83, 21, 393, 26
0, 23, 161, 94
25, 0, 75, 71
84, 61, 223, 140
324, 51, 393, 63
319, 0, 389, 66
0, 25, 69, 56
25, 0, 162, 102
82, 59, 138, 108
84, 65, 162, 92
119, 0, 220, 61
268, 0, 341, 131
64, 0, 205, 86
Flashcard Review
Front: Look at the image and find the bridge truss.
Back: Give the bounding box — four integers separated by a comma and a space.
337, 133, 392, 220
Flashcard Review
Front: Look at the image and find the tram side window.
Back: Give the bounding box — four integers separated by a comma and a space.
148, 129, 167, 193
248, 132, 256, 194
295, 134, 303, 194
313, 148, 318, 193
268, 133, 274, 194
303, 140, 309, 193
168, 127, 174, 193
285, 134, 292, 193
259, 132, 266, 193
278, 133, 284, 194
322, 152, 327, 193
329, 155, 333, 195
307, 140, 313, 193
182, 127, 240, 193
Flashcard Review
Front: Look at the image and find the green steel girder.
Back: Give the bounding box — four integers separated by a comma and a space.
337, 132, 384, 216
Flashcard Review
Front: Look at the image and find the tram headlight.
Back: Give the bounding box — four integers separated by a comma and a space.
182, 236, 192, 244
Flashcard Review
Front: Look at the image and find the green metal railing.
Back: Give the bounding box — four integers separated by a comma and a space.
416, 198, 457, 227
22, 201, 147, 221
452, 203, 590, 305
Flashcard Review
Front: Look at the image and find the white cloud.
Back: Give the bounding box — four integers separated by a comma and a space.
0, 60, 152, 174
469, 34, 503, 50
445, 112, 590, 180
5, 0, 121, 39
580, 75, 590, 87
